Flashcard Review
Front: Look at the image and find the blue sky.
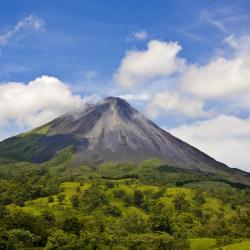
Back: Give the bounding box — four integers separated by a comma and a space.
1, 0, 247, 83
1, 0, 250, 171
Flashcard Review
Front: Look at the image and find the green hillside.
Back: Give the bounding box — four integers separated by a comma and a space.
0, 152, 249, 249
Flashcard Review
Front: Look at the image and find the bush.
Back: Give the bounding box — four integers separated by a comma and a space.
105, 206, 122, 217
113, 189, 126, 199
57, 194, 65, 204
133, 190, 144, 208
62, 217, 82, 236
48, 196, 54, 203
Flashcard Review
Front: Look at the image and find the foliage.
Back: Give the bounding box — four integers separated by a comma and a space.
0, 157, 249, 249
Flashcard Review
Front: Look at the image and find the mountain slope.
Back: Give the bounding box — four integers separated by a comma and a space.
0, 96, 249, 185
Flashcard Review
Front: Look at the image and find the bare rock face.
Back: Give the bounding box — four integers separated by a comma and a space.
0, 96, 249, 184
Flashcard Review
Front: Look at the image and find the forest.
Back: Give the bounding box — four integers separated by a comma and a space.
0, 148, 250, 250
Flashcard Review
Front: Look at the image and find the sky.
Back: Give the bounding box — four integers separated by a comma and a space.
1, 0, 250, 171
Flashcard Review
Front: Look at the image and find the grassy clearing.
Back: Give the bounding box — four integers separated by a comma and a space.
20, 182, 91, 215
189, 238, 217, 250
165, 187, 193, 199
220, 240, 250, 250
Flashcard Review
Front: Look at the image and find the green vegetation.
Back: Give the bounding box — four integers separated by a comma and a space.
220, 240, 250, 250
0, 156, 249, 249
189, 238, 217, 250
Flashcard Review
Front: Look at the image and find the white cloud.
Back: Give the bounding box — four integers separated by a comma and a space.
169, 115, 250, 171
147, 91, 205, 118
181, 35, 250, 100
181, 56, 250, 99
115, 35, 250, 119
115, 40, 185, 87
0, 15, 44, 46
133, 30, 148, 41
0, 75, 87, 130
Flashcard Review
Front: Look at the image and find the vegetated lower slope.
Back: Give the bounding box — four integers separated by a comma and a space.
0, 150, 249, 250
0, 97, 249, 186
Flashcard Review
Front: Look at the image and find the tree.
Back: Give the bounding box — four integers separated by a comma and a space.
78, 231, 116, 249
150, 214, 172, 234
0, 227, 15, 250
173, 194, 190, 212
193, 191, 206, 205
82, 185, 108, 211
122, 212, 148, 234
57, 194, 65, 204
62, 217, 82, 236
76, 186, 81, 193
41, 210, 55, 223
134, 190, 144, 207
113, 189, 126, 199
237, 206, 250, 237
8, 229, 41, 248
123, 232, 174, 250
70, 194, 79, 208
45, 230, 78, 250
48, 196, 54, 203
105, 206, 122, 217
192, 207, 203, 221
0, 205, 7, 219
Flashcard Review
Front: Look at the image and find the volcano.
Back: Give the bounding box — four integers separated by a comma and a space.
0, 96, 249, 185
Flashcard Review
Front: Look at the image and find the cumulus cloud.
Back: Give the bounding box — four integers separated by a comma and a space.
0, 15, 44, 46
115, 40, 185, 87
0, 75, 87, 129
170, 115, 250, 171
147, 91, 205, 118
181, 35, 250, 100
181, 56, 250, 99
115, 35, 250, 119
